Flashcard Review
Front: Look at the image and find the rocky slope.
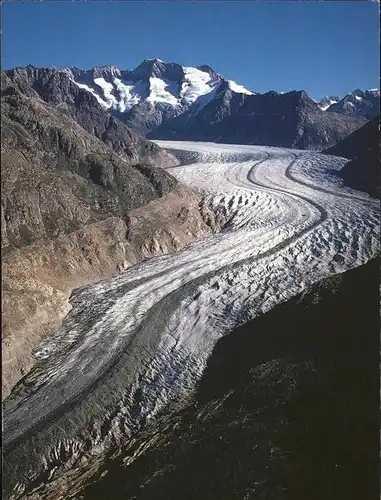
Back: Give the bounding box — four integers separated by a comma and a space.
9, 61, 367, 150
4, 66, 177, 167
324, 116, 379, 197
1, 71, 214, 398
77, 258, 379, 500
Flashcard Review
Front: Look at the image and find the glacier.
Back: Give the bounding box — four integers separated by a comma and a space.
3, 143, 379, 499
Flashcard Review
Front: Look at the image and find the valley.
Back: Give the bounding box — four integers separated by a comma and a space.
3, 142, 379, 499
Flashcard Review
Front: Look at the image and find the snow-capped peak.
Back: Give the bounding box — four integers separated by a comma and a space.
66, 59, 254, 115
145, 58, 164, 63
323, 88, 380, 120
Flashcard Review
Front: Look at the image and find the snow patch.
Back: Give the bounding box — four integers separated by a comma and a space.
181, 66, 220, 106
113, 78, 146, 112
318, 98, 338, 111
147, 77, 179, 105
93, 77, 118, 107
228, 80, 253, 95
73, 81, 109, 108
68, 62, 255, 115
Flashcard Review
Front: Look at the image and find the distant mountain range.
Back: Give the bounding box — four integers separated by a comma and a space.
315, 89, 379, 119
324, 89, 379, 120
5, 59, 379, 150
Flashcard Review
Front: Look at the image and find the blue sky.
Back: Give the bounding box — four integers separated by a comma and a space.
2, 1, 379, 99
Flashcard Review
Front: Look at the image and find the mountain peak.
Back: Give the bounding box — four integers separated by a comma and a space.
144, 58, 165, 64
93, 65, 121, 79
319, 95, 340, 101
316, 95, 340, 111
297, 90, 310, 100
133, 59, 168, 79
196, 64, 218, 77
352, 89, 364, 97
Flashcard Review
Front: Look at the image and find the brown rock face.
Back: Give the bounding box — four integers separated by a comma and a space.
1, 71, 212, 398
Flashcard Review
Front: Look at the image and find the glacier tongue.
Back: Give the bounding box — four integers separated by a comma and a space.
3, 143, 379, 499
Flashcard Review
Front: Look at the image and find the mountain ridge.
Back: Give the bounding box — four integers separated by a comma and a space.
7, 61, 369, 150
326, 88, 379, 120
